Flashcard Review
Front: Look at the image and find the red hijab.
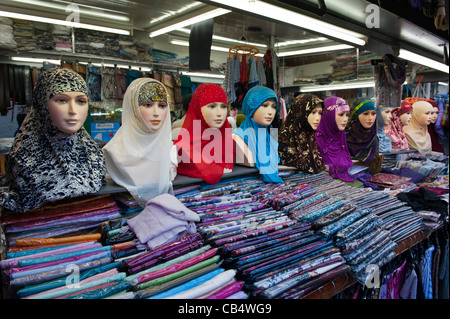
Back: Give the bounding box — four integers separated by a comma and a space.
174, 83, 234, 184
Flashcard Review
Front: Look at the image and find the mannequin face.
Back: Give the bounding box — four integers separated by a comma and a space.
400, 112, 412, 126
381, 109, 393, 125
335, 111, 349, 131
252, 98, 277, 126
307, 106, 323, 130
358, 110, 377, 129
417, 108, 433, 126
201, 102, 228, 129
47, 91, 89, 134
430, 108, 439, 124
139, 101, 168, 131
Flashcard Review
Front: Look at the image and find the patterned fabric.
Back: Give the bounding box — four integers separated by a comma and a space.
422, 245, 435, 299
278, 94, 325, 173
385, 107, 410, 151
0, 67, 106, 213
345, 98, 378, 162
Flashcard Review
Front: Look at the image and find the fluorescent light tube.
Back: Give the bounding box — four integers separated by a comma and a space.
11, 57, 61, 64
278, 44, 353, 57
11, 0, 130, 22
276, 37, 328, 47
0, 10, 130, 35
182, 71, 225, 78
399, 49, 449, 74
438, 82, 448, 86
299, 80, 374, 92
208, 0, 366, 46
149, 8, 230, 38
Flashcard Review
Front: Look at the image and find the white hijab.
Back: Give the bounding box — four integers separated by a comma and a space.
103, 78, 173, 206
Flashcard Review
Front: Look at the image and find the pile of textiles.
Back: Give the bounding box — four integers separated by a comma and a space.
357, 51, 382, 78
0, 17, 17, 51
331, 50, 357, 81
12, 19, 36, 52
396, 153, 448, 177
74, 30, 120, 58
118, 35, 138, 60
49, 25, 72, 53
34, 23, 54, 51
281, 173, 399, 285
0, 194, 134, 299
175, 174, 352, 299
150, 49, 179, 64
119, 233, 245, 299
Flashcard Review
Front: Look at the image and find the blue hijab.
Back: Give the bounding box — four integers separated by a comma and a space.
234, 86, 283, 183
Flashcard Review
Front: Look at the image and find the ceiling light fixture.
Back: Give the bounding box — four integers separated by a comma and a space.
181, 71, 225, 78
208, 0, 367, 46
398, 48, 449, 74
278, 44, 354, 57
0, 10, 131, 35
149, 8, 230, 38
276, 37, 328, 47
299, 79, 375, 92
177, 27, 267, 48
11, 56, 61, 64
150, 2, 203, 24
10, 0, 130, 22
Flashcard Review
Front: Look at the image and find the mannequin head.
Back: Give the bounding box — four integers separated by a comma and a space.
430, 103, 439, 124
335, 110, 350, 131
380, 108, 393, 125
47, 91, 89, 134
307, 105, 323, 130
358, 110, 377, 129
201, 102, 228, 129
136, 81, 169, 132
252, 98, 277, 126
413, 101, 434, 126
398, 100, 413, 126
400, 112, 412, 126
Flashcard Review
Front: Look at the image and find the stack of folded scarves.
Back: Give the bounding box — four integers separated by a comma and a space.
0, 194, 140, 299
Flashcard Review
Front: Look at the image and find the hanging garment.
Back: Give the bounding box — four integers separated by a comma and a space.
400, 267, 418, 299
404, 101, 433, 154
233, 86, 283, 183
279, 94, 325, 174
377, 105, 393, 153
428, 101, 445, 153
103, 78, 174, 207
127, 194, 200, 250
174, 83, 235, 184
422, 245, 435, 299
86, 65, 102, 102
315, 96, 354, 182
374, 54, 406, 109
230, 54, 240, 108
0, 68, 106, 213
385, 101, 411, 151
247, 55, 259, 89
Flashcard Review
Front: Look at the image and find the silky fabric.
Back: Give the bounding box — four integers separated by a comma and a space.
103, 78, 173, 207
233, 86, 283, 183
428, 101, 445, 153
346, 98, 378, 162
377, 105, 393, 153
0, 67, 106, 213
174, 83, 234, 184
315, 97, 354, 182
278, 94, 325, 174
126, 194, 200, 250
386, 106, 410, 151
404, 101, 433, 154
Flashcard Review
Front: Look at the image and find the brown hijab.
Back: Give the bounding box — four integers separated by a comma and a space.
278, 94, 325, 173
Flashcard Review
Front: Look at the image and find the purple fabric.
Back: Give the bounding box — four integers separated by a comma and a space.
127, 193, 200, 250
381, 167, 424, 184
315, 97, 354, 182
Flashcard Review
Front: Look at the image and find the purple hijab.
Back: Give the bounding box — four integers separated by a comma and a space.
315, 96, 354, 182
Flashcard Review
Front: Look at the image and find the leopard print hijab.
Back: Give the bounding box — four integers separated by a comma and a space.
0, 68, 106, 213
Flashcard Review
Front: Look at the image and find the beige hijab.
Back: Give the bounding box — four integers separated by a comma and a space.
404, 101, 433, 154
